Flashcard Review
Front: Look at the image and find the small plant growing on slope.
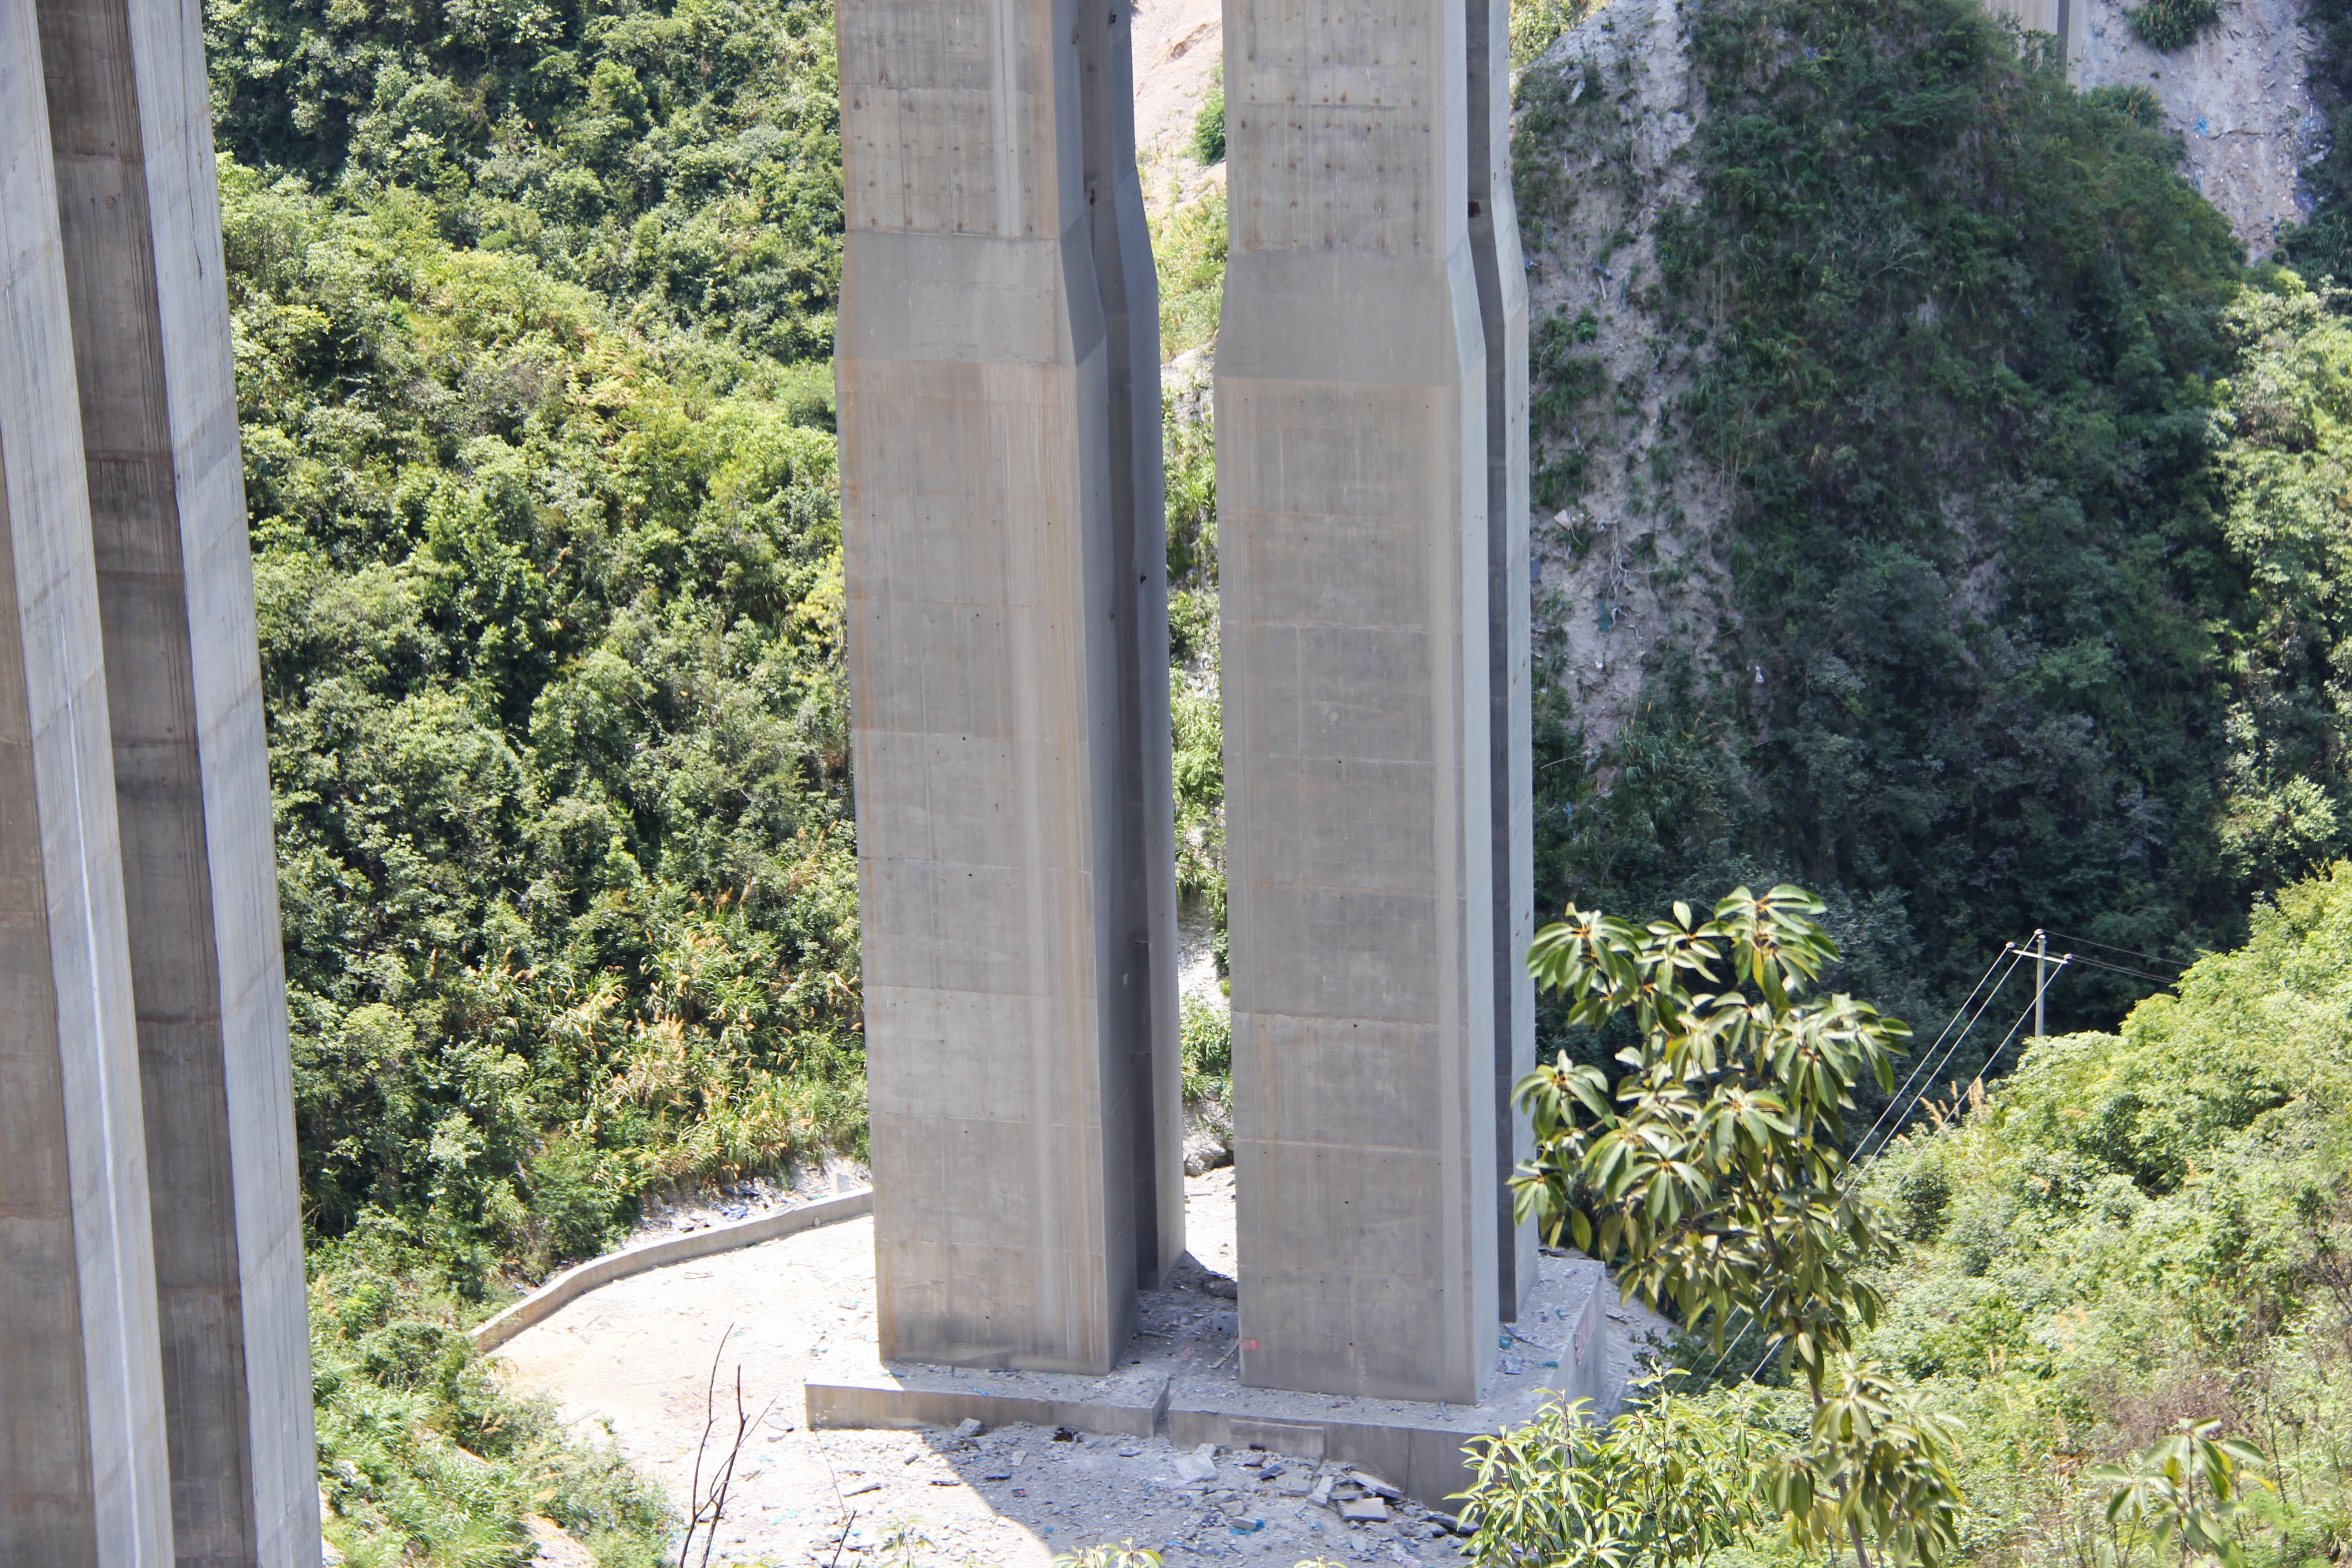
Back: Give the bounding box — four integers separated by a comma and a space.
1051, 1545, 1162, 1568
1190, 74, 1225, 165
2123, 0, 2220, 51
2092, 1422, 2273, 1568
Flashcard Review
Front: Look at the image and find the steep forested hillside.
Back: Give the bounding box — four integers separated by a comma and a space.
1514, 0, 2352, 1074
1843, 862, 2352, 1568
208, 0, 842, 360
201, 0, 2352, 1552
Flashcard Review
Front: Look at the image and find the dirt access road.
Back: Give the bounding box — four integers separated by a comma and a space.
491, 1173, 1667, 1567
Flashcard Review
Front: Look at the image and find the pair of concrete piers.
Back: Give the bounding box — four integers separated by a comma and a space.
841, 0, 1534, 1403
1, 0, 315, 1562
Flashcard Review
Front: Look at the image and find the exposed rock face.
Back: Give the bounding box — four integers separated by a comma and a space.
1522, 0, 1732, 751
1514, 0, 2321, 758
2074, 0, 2319, 257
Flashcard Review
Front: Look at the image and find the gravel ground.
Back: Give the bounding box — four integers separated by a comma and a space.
491, 1176, 1670, 1567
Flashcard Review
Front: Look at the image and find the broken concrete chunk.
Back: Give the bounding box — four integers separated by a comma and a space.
1348, 1470, 1404, 1501
1173, 1452, 1219, 1483
1338, 1497, 1392, 1523
1279, 1471, 1314, 1497
952, 1417, 982, 1438
1308, 1475, 1336, 1507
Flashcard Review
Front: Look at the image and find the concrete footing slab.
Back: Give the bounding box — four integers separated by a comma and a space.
807, 1253, 1609, 1508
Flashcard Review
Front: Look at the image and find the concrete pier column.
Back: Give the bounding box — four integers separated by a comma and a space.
1219, 0, 1503, 1402
837, 0, 1180, 1371
1467, 0, 1537, 1319
37, 0, 319, 1557
0, 5, 175, 1554
1079, 0, 1186, 1303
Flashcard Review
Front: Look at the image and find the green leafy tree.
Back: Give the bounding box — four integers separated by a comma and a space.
1514, 884, 1908, 1391
1514, 886, 1966, 1568
1776, 1357, 1965, 1568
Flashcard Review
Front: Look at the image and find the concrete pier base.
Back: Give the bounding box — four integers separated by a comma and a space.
807, 1252, 1609, 1507
837, 0, 1180, 1373
0, 12, 174, 1556
1217, 0, 1502, 1403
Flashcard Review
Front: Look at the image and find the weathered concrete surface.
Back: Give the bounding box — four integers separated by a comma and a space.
1218, 0, 1502, 1402
837, 0, 1180, 1372
1468, 0, 1536, 1321
1082, 0, 1189, 1313
0, 7, 175, 1554
37, 0, 318, 1556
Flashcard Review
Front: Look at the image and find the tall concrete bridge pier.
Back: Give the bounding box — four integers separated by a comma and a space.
1, 0, 317, 1559
838, 0, 1533, 1407
838, 0, 1184, 1371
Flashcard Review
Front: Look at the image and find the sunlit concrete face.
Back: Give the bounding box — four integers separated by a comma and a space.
0, 11, 173, 1553
1217, 0, 1504, 1404
4, 0, 319, 1558
836, 0, 1181, 1374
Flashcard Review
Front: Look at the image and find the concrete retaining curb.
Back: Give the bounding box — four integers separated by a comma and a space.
472, 1189, 873, 1353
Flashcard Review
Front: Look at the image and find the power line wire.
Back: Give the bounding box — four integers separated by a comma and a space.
2059, 952, 2178, 987
1691, 949, 2063, 1386
1852, 945, 2023, 1166
2041, 930, 2185, 970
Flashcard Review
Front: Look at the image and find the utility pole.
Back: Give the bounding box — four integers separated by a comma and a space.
2033, 929, 2048, 1038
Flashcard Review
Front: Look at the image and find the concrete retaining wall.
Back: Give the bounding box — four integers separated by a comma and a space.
472, 1191, 875, 1354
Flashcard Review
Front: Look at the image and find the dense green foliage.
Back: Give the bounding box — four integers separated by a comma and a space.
227, 157, 858, 1561
229, 167, 863, 1280
1472, 867, 2352, 1568
1840, 864, 2352, 1568
1517, 0, 2352, 1065
208, 0, 843, 362
1463, 1380, 1769, 1568
210, 0, 855, 1544
1191, 76, 1226, 165
1155, 188, 1229, 363
310, 1233, 672, 1567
